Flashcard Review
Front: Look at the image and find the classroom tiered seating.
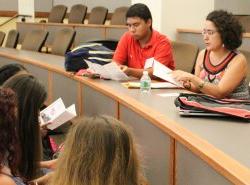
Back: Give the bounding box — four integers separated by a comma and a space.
5, 29, 19, 48
172, 41, 199, 73
0, 31, 5, 46
110, 6, 128, 25
68, 4, 88, 24
88, 6, 108, 24
21, 30, 48, 52
50, 28, 76, 55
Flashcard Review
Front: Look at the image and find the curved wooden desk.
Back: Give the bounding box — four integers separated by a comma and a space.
0, 48, 250, 185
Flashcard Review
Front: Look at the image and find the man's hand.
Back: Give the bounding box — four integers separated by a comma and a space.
119, 65, 130, 75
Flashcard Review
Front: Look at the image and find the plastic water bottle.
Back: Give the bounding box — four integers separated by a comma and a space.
140, 71, 151, 93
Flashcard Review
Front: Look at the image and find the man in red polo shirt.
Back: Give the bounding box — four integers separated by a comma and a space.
113, 3, 175, 78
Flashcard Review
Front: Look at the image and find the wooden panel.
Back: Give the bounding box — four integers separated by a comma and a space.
45, 24, 72, 46
176, 142, 233, 185
105, 27, 127, 40
51, 72, 79, 114
74, 26, 105, 45
120, 104, 171, 185
23, 63, 49, 92
16, 22, 45, 44
0, 56, 20, 67
81, 85, 117, 117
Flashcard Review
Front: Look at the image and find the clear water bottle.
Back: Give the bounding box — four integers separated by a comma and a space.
140, 71, 151, 93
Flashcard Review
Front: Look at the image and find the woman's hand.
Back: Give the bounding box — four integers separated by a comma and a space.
171, 70, 194, 83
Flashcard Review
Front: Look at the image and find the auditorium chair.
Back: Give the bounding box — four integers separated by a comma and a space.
5, 29, 19, 48
68, 4, 87, 24
110, 6, 129, 25
21, 29, 48, 52
51, 28, 76, 56
0, 31, 5, 46
172, 41, 199, 73
40, 5, 67, 23
88, 6, 108, 25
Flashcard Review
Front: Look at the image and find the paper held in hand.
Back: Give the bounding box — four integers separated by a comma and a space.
152, 59, 183, 87
39, 98, 77, 130
85, 60, 130, 81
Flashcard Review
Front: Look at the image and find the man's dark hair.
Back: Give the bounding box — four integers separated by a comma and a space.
206, 10, 243, 50
126, 3, 152, 27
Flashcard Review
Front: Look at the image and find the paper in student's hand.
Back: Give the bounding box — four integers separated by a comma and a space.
103, 62, 130, 81
39, 98, 65, 125
153, 60, 183, 87
85, 60, 129, 81
47, 104, 76, 130
39, 98, 77, 130
144, 57, 154, 69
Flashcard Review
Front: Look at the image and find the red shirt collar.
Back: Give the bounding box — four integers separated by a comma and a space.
136, 30, 156, 49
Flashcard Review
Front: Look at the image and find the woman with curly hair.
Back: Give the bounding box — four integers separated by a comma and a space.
50, 115, 147, 185
0, 88, 25, 185
172, 10, 249, 99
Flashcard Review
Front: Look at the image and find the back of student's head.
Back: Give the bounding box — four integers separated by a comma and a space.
0, 63, 27, 85
0, 88, 20, 176
2, 73, 47, 180
51, 115, 143, 185
126, 3, 152, 23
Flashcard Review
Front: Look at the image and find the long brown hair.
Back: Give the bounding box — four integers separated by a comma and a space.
3, 74, 47, 181
51, 115, 145, 185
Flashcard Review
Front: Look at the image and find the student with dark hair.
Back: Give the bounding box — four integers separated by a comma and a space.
3, 74, 47, 182
113, 3, 175, 78
0, 88, 25, 185
0, 63, 27, 85
50, 115, 147, 185
172, 10, 249, 99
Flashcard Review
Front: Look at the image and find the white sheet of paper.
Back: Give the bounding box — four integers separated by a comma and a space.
39, 98, 65, 125
157, 93, 180, 97
86, 61, 130, 81
144, 57, 154, 69
103, 62, 130, 81
39, 98, 77, 130
47, 104, 76, 130
153, 60, 183, 87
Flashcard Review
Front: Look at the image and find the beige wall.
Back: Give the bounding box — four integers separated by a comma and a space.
164, 0, 214, 39
215, 0, 250, 15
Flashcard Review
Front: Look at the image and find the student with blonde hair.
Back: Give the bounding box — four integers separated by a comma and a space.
50, 115, 147, 185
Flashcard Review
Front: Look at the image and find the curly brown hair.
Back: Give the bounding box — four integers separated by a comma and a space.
0, 88, 20, 176
206, 10, 243, 50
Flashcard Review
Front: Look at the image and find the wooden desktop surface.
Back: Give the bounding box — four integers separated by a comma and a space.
0, 47, 250, 184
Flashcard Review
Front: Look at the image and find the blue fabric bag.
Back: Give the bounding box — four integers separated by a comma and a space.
64, 43, 114, 72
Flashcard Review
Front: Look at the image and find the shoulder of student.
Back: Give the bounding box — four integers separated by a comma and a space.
0, 174, 16, 185
228, 52, 248, 68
